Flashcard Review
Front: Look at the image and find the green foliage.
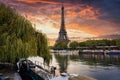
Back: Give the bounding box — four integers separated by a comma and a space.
36, 32, 52, 64
115, 39, 120, 48
79, 39, 120, 48
54, 42, 68, 49
0, 4, 51, 64
69, 41, 79, 48
83, 40, 98, 48
79, 42, 86, 47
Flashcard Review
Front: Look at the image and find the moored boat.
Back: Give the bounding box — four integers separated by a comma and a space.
17, 59, 95, 80
106, 51, 120, 56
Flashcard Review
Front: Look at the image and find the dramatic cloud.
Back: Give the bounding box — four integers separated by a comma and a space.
1, 0, 120, 45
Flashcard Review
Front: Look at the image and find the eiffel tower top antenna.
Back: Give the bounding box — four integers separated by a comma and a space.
61, 0, 64, 7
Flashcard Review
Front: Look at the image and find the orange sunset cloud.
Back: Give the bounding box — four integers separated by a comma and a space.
17, 0, 60, 4
1, 0, 120, 45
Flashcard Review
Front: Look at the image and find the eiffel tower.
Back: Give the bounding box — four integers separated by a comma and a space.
56, 5, 70, 43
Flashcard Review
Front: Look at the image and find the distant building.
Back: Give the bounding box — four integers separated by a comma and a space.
56, 5, 70, 43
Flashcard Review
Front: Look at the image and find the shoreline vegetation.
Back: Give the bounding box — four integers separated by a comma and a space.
53, 39, 120, 50
0, 3, 51, 76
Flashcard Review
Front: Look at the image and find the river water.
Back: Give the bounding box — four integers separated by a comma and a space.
49, 51, 120, 80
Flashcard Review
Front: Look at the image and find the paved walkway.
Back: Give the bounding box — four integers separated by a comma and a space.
14, 73, 22, 80
69, 74, 96, 80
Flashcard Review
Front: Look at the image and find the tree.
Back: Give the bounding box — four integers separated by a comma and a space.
36, 32, 52, 65
54, 42, 68, 49
115, 39, 120, 49
0, 4, 51, 65
79, 42, 86, 47
69, 41, 79, 48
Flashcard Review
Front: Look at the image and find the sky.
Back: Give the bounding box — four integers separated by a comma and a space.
1, 0, 120, 45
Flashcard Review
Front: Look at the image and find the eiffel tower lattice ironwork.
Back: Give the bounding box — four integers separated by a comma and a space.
56, 5, 70, 43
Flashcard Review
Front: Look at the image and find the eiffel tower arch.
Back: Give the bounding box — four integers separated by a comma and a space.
56, 5, 70, 43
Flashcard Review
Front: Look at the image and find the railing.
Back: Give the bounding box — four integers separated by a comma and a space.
30, 61, 54, 80
34, 61, 50, 71
28, 69, 44, 80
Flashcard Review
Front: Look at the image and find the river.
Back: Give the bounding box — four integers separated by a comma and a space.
29, 51, 120, 80
50, 51, 120, 80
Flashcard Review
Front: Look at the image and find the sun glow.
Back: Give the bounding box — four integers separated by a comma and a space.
2, 0, 120, 46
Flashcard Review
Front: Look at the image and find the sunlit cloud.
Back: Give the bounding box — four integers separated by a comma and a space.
17, 0, 61, 4
1, 0, 120, 45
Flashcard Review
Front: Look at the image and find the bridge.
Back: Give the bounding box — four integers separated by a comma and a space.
52, 46, 119, 50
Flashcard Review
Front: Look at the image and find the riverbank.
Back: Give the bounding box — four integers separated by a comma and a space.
0, 63, 22, 80
0, 63, 15, 76
0, 69, 22, 80
69, 74, 96, 80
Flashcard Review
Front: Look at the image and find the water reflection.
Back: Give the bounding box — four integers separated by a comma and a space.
78, 53, 120, 67
55, 53, 120, 71
53, 52, 120, 80
54, 54, 68, 73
